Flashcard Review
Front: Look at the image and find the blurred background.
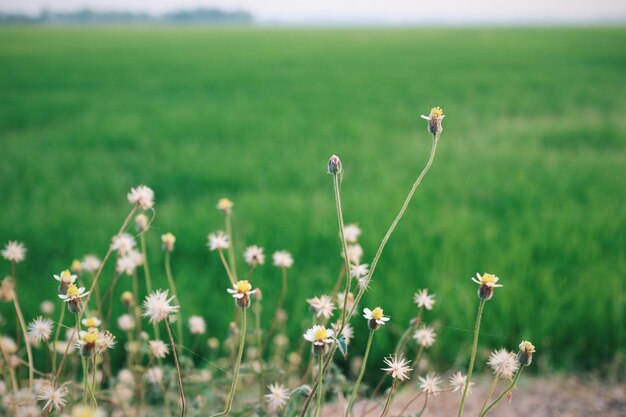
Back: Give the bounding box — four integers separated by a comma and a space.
1, 0, 625, 381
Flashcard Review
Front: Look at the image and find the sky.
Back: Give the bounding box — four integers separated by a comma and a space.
2, 0, 626, 24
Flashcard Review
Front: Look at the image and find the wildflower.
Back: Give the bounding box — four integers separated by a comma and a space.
303, 325, 334, 355
418, 373, 442, 395
2, 241, 26, 263
53, 270, 77, 295
117, 314, 135, 332
217, 198, 234, 215
327, 154, 342, 174
381, 354, 412, 381
0, 277, 15, 301
37, 383, 67, 412
343, 224, 361, 243
413, 326, 437, 348
81, 255, 101, 273
208, 231, 230, 251
135, 213, 149, 232
244, 245, 265, 266
144, 367, 163, 385
81, 316, 101, 329
120, 291, 133, 307
449, 371, 472, 394
517, 340, 536, 366
58, 284, 89, 314
116, 252, 143, 275
149, 340, 169, 359
110, 233, 136, 255
71, 259, 82, 275
272, 250, 294, 269
76, 329, 99, 357
188, 315, 206, 335
420, 107, 445, 136
350, 263, 369, 279
414, 289, 436, 310
227, 280, 255, 308
40, 300, 54, 315
96, 330, 116, 355
127, 184, 154, 210
487, 348, 519, 381
0, 336, 18, 354
345, 243, 363, 264
161, 233, 176, 252
265, 383, 290, 411
27, 317, 54, 343
307, 295, 335, 319
143, 290, 179, 323
471, 272, 503, 300
363, 307, 390, 330
337, 291, 355, 312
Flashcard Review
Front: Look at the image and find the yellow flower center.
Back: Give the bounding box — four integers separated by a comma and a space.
84, 318, 98, 328
218, 198, 233, 210
430, 107, 443, 117
66, 284, 80, 298
60, 269, 72, 282
519, 341, 535, 353
313, 328, 328, 341
82, 331, 98, 344
481, 273, 497, 284
236, 280, 252, 293
371, 307, 384, 320
71, 260, 81, 271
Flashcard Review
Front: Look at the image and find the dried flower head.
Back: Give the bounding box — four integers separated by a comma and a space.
518, 340, 536, 366
81, 255, 101, 273
135, 213, 149, 232
208, 231, 230, 251
149, 340, 169, 359
418, 373, 442, 395
244, 245, 265, 266
227, 280, 255, 308
265, 383, 290, 411
272, 250, 294, 269
217, 198, 234, 215
382, 354, 412, 381
306, 294, 336, 319
188, 316, 206, 335
337, 291, 355, 312
414, 288, 436, 310
420, 107, 445, 136
488, 348, 519, 381
2, 241, 26, 263
342, 224, 361, 244
303, 325, 334, 355
116, 251, 144, 275
413, 326, 437, 348
449, 371, 473, 394
345, 243, 363, 264
95, 330, 116, 355
350, 263, 369, 279
161, 233, 176, 252
471, 272, 503, 300
127, 185, 154, 210
37, 383, 67, 412
327, 154, 342, 174
27, 316, 54, 343
110, 233, 136, 255
363, 307, 390, 330
143, 290, 179, 323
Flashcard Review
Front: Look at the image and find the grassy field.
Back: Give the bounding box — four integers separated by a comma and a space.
0, 26, 625, 377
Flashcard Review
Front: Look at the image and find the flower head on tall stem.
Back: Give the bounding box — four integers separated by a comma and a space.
227, 280, 255, 308
54, 270, 77, 295
327, 154, 342, 175
127, 184, 154, 210
161, 233, 176, 252
135, 213, 149, 233
110, 233, 136, 255
344, 244, 363, 264
27, 316, 54, 343
37, 383, 67, 412
58, 284, 89, 314
471, 272, 503, 300
142, 289, 179, 324
95, 330, 116, 355
382, 354, 412, 381
0, 277, 15, 301
363, 307, 390, 330
414, 288, 436, 310
350, 263, 369, 279
265, 383, 290, 411
2, 241, 26, 263
418, 373, 442, 395
487, 348, 519, 381
342, 224, 361, 243
449, 372, 472, 394
413, 325, 437, 348
217, 198, 234, 215
71, 259, 82, 275
149, 340, 170, 358
307, 295, 335, 319
188, 316, 206, 335
420, 107, 445, 136
81, 255, 101, 273
244, 245, 265, 267
303, 325, 334, 356
81, 316, 101, 329
117, 314, 135, 332
272, 250, 293, 268
208, 231, 230, 251
517, 340, 536, 367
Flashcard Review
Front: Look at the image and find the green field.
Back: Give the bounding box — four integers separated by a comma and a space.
1, 26, 625, 376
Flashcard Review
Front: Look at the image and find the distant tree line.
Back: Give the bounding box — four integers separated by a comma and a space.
0, 8, 254, 25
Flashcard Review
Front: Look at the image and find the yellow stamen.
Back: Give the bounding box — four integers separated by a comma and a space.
60, 269, 72, 281
371, 307, 384, 320
313, 328, 328, 341
65, 284, 80, 298
71, 260, 81, 272
82, 331, 98, 344
480, 273, 497, 284
235, 280, 252, 293
84, 317, 99, 328
430, 107, 443, 117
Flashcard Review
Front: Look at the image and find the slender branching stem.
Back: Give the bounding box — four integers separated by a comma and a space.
313, 354, 324, 417
457, 298, 486, 417
333, 173, 353, 337
52, 305, 65, 374
165, 251, 183, 349
218, 249, 236, 285
225, 213, 238, 279
479, 368, 524, 417
12, 293, 34, 388
379, 379, 397, 417
165, 319, 186, 417
345, 330, 375, 417
479, 376, 499, 415
140, 234, 153, 294
398, 390, 425, 416
210, 306, 247, 417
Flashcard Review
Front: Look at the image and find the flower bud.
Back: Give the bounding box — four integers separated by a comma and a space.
121, 291, 133, 308
71, 259, 82, 275
135, 214, 149, 233
161, 233, 176, 252
517, 340, 536, 367
327, 155, 342, 175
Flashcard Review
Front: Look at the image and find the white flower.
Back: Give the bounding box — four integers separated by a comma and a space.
350, 263, 369, 279
471, 272, 503, 300
487, 348, 519, 381
53, 270, 77, 286
58, 284, 89, 302
303, 325, 334, 347
96, 330, 116, 355
116, 251, 144, 275
27, 317, 54, 343
110, 233, 136, 255
342, 224, 361, 243
449, 372, 473, 394
272, 250, 294, 269
142, 290, 179, 324
37, 383, 67, 412
40, 301, 55, 315
413, 326, 437, 348
265, 383, 290, 411
144, 367, 163, 385
363, 307, 390, 326
81, 255, 101, 273
420, 107, 445, 135
244, 245, 265, 266
381, 354, 412, 381
188, 316, 206, 335
418, 373, 442, 395
117, 314, 135, 332
149, 340, 169, 359
414, 289, 436, 310
127, 185, 154, 210
344, 244, 363, 264
227, 280, 254, 303
307, 295, 335, 319
208, 231, 230, 251
117, 369, 135, 386
2, 241, 26, 263
0, 336, 18, 354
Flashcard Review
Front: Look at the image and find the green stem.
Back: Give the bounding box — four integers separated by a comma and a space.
90, 355, 98, 407
12, 293, 34, 388
313, 354, 324, 417
255, 298, 264, 404
165, 319, 186, 417
333, 173, 353, 338
345, 330, 375, 417
225, 213, 238, 279
478, 376, 499, 416
210, 307, 247, 417
140, 234, 153, 294
165, 252, 184, 350
218, 248, 236, 285
379, 379, 397, 417
456, 298, 486, 417
52, 300, 65, 374
479, 369, 524, 417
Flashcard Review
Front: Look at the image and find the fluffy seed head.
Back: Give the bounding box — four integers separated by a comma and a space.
27, 316, 54, 343
244, 245, 265, 266
143, 290, 179, 323
127, 185, 154, 210
272, 250, 294, 269
488, 348, 519, 381
188, 316, 206, 335
265, 383, 290, 411
414, 288, 436, 310
2, 241, 26, 263
382, 354, 412, 381
418, 373, 442, 395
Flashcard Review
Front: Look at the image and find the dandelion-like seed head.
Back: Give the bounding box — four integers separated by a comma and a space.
127, 184, 155, 210
413, 326, 437, 348
110, 233, 136, 256
307, 295, 335, 319
81, 255, 101, 273
149, 340, 169, 359
381, 354, 412, 381
471, 272, 503, 300
244, 245, 265, 266
40, 300, 55, 315
272, 250, 294, 269
37, 383, 67, 412
418, 373, 442, 395
2, 241, 26, 263
143, 290, 179, 323
518, 340, 536, 367
188, 316, 206, 335
95, 330, 116, 355
350, 263, 369, 279
208, 231, 230, 251
414, 288, 436, 310
449, 371, 473, 394
117, 314, 135, 332
265, 383, 290, 411
27, 316, 54, 343
488, 348, 519, 381
227, 280, 254, 308
343, 223, 362, 243
345, 243, 363, 264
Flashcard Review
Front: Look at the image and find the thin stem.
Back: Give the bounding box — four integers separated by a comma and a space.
345, 330, 375, 417
165, 251, 184, 350
255, 298, 264, 404
225, 213, 238, 279
89, 355, 98, 407
265, 267, 288, 355
217, 249, 236, 285
313, 354, 324, 417
132, 271, 143, 336
12, 293, 34, 388
210, 307, 247, 417
0, 344, 18, 390
52, 306, 65, 374
140, 234, 153, 294
478, 376, 499, 415
398, 391, 425, 416
165, 320, 186, 417
379, 379, 397, 417
333, 173, 352, 338
480, 368, 524, 417
456, 298, 486, 417
360, 375, 388, 417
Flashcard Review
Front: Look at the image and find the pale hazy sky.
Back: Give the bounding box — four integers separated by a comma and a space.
2, 0, 626, 23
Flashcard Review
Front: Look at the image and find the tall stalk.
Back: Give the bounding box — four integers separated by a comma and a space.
479, 369, 524, 417
456, 299, 486, 417
165, 319, 186, 417
345, 330, 375, 417
12, 292, 34, 388
165, 251, 184, 349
